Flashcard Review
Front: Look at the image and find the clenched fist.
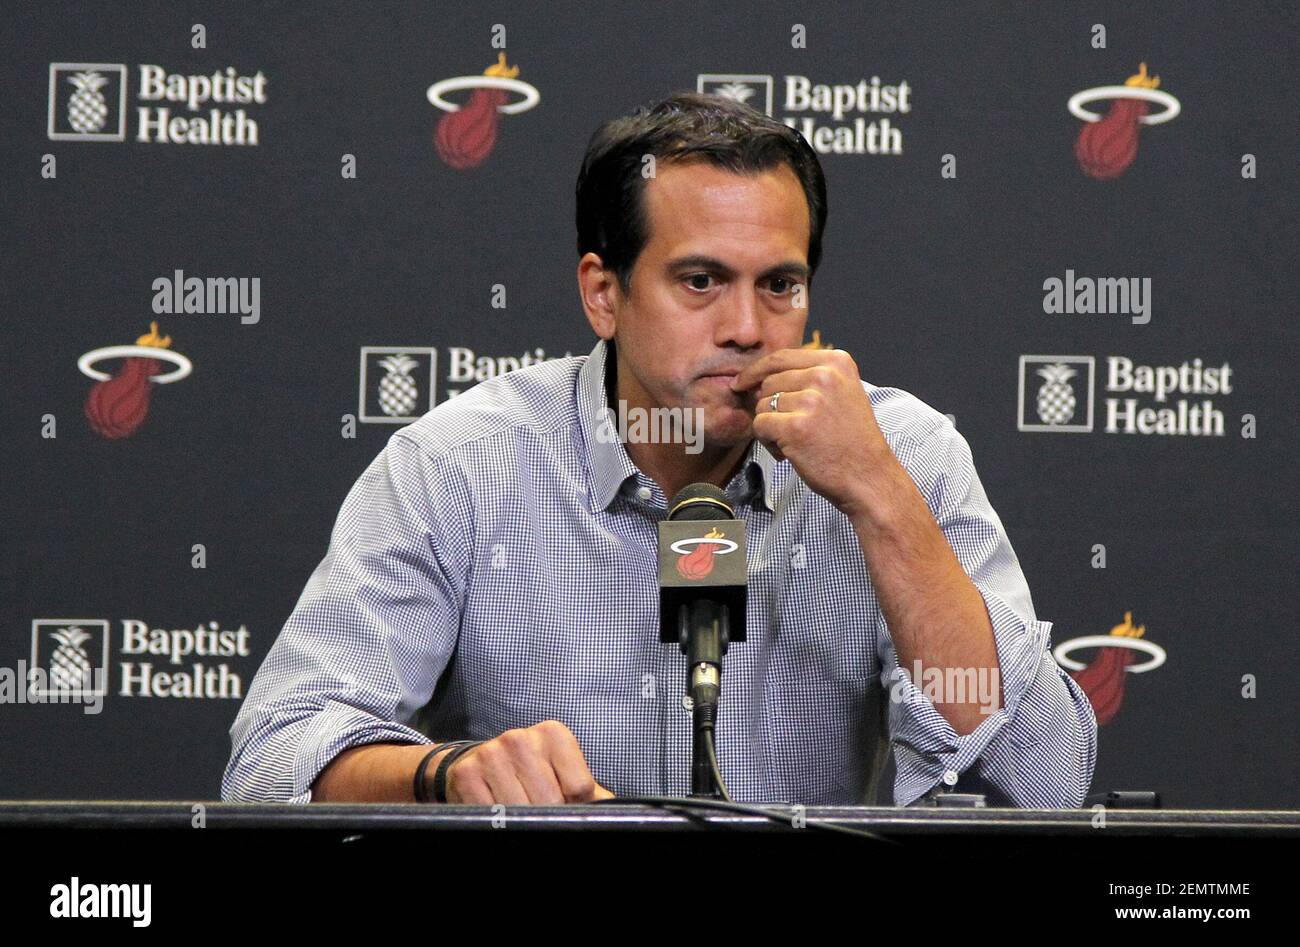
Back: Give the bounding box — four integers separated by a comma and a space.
437, 720, 615, 805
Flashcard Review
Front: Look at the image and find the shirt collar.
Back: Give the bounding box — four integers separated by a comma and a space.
577, 338, 777, 514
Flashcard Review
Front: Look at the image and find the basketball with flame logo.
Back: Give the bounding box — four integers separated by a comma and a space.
1074, 63, 1174, 179
676, 527, 726, 580
84, 322, 172, 439
435, 53, 518, 170
1069, 612, 1146, 725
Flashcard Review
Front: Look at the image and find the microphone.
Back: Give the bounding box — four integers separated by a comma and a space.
658, 483, 748, 798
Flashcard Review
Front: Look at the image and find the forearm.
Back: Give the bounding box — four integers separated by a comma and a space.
311, 741, 453, 802
847, 451, 1002, 736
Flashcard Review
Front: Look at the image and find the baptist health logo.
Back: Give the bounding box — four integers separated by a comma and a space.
16, 619, 251, 708
1018, 355, 1233, 436
48, 62, 266, 144
358, 345, 572, 424
699, 72, 911, 154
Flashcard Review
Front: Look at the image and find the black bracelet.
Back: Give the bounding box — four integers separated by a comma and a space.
413, 741, 473, 803
432, 740, 485, 804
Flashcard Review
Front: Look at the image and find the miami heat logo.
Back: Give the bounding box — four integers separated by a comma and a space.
672, 527, 738, 580
1053, 612, 1167, 725
1069, 63, 1180, 179
427, 53, 539, 169
78, 322, 192, 439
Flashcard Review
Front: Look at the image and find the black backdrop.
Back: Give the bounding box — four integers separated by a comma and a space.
3, 0, 1297, 806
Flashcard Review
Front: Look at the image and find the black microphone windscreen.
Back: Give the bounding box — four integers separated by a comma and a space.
667, 483, 735, 521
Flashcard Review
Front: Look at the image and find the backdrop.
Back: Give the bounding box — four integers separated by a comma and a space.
3, 0, 1296, 807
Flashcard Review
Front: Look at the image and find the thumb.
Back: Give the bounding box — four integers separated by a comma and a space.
592, 782, 615, 801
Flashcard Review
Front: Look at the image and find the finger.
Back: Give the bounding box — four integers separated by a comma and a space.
592, 783, 615, 801
474, 743, 533, 805
504, 734, 568, 804
755, 388, 814, 416
732, 348, 838, 392
748, 366, 840, 402
752, 411, 796, 458
749, 411, 791, 461
539, 721, 603, 802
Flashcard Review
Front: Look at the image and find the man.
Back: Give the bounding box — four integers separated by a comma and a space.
223, 92, 1096, 807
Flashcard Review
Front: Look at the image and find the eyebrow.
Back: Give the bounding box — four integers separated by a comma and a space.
665, 254, 811, 282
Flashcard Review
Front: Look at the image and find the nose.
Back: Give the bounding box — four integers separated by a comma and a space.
713, 287, 762, 350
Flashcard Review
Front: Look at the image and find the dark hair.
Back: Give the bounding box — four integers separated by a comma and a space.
576, 91, 828, 291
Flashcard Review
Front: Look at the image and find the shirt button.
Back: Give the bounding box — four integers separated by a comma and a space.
636, 486, 652, 501
942, 769, 960, 787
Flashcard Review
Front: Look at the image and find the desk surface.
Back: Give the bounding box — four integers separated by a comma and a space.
3, 800, 1298, 836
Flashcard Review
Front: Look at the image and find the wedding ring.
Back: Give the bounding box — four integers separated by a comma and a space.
769, 391, 782, 413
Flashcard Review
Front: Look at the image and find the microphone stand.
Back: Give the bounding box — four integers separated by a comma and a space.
679, 599, 729, 799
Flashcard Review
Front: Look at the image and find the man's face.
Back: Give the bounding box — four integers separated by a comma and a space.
609, 159, 811, 448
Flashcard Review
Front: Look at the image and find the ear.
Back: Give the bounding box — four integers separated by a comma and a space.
577, 252, 621, 341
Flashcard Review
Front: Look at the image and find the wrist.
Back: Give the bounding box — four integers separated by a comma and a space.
413, 741, 467, 803
842, 452, 913, 531
415, 740, 483, 803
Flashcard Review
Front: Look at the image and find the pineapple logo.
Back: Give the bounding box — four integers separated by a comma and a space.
1035, 363, 1078, 425
30, 619, 109, 698
48, 627, 95, 691
67, 71, 110, 133
377, 354, 421, 418
1018, 355, 1095, 433
48, 63, 126, 141
697, 74, 774, 115
359, 346, 437, 423
714, 82, 758, 105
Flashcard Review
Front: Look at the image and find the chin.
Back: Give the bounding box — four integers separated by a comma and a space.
701, 407, 753, 447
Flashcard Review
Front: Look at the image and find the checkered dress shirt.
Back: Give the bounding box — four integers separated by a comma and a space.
223, 338, 1096, 806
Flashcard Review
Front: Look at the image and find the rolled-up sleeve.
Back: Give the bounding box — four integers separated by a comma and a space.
221, 432, 471, 803
878, 417, 1097, 808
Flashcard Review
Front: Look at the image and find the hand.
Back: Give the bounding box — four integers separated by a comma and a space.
442, 720, 615, 804
730, 347, 894, 519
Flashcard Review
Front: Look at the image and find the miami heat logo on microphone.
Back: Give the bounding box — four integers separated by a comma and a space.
1069, 63, 1180, 179
427, 53, 540, 169
78, 322, 192, 439
672, 527, 738, 580
1053, 611, 1167, 725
